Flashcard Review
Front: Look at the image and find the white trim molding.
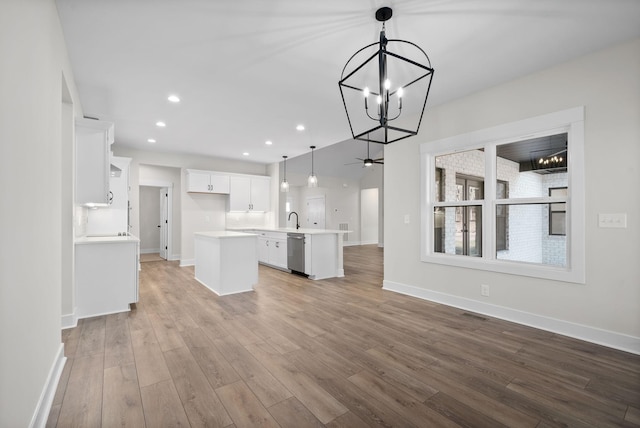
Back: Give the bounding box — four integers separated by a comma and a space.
29, 344, 66, 428
383, 280, 640, 355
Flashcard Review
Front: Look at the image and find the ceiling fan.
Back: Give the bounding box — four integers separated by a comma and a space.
345, 141, 384, 167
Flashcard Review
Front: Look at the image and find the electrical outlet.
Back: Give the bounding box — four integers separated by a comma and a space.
481, 284, 490, 297
598, 213, 627, 228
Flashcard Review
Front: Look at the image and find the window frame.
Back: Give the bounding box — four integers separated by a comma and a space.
420, 107, 585, 283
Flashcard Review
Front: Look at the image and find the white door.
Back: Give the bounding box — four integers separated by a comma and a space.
306, 196, 326, 229
360, 188, 379, 245
159, 188, 168, 260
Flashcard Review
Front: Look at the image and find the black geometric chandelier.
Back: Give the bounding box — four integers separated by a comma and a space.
339, 7, 434, 145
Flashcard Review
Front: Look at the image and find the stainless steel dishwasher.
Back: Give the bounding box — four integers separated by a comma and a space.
287, 233, 306, 275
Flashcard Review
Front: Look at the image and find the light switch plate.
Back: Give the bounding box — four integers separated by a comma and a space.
598, 213, 627, 228
404, 214, 410, 224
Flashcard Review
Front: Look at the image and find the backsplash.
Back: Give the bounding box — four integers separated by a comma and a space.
225, 211, 272, 229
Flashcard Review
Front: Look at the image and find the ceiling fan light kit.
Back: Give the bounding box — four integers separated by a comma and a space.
339, 6, 434, 145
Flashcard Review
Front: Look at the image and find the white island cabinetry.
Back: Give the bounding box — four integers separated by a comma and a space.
194, 231, 258, 296
233, 228, 347, 280
257, 231, 288, 270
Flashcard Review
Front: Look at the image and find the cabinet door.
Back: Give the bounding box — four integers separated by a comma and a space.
250, 178, 270, 211
76, 120, 112, 205
229, 176, 251, 211
209, 174, 230, 194
258, 236, 269, 263
272, 239, 288, 268
187, 171, 212, 193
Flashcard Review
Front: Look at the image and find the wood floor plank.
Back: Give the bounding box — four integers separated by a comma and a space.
245, 341, 348, 424
267, 397, 324, 428
147, 308, 187, 352
189, 345, 241, 389
212, 334, 293, 408
130, 327, 172, 388
215, 381, 280, 428
102, 363, 145, 427
56, 354, 104, 427
104, 312, 135, 368
75, 316, 106, 357
163, 346, 233, 427
140, 379, 191, 428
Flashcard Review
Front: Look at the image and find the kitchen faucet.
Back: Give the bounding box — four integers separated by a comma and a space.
288, 211, 300, 229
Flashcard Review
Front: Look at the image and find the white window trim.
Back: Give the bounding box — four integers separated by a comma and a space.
420, 107, 585, 283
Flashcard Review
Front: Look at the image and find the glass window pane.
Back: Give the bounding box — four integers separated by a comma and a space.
496, 134, 568, 199
496, 204, 566, 267
434, 206, 482, 257
435, 149, 485, 203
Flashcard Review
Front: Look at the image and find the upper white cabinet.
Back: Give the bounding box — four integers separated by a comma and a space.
75, 118, 114, 205
229, 176, 270, 212
186, 169, 230, 194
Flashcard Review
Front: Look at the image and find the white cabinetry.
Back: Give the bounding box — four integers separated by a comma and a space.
229, 176, 270, 212
257, 232, 287, 269
186, 169, 230, 194
75, 237, 139, 319
75, 118, 114, 205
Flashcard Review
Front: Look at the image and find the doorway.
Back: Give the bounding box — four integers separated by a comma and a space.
139, 183, 172, 261
360, 188, 379, 245
306, 195, 326, 229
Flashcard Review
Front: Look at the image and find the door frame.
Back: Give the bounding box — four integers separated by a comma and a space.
140, 179, 173, 261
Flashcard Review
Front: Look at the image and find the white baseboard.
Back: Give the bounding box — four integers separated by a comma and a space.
360, 240, 379, 245
140, 248, 160, 254
383, 280, 640, 355
61, 311, 77, 330
180, 258, 195, 267
169, 254, 180, 261
30, 344, 66, 428
343, 241, 360, 247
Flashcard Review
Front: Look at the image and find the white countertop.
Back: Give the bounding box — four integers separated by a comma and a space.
227, 227, 349, 235
195, 231, 258, 239
75, 235, 140, 244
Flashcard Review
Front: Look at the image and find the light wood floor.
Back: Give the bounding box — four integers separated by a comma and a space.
48, 245, 640, 427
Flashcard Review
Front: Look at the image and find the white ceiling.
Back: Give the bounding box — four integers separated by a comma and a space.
56, 0, 640, 179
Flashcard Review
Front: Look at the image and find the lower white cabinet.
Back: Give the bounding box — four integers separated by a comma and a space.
257, 232, 287, 269
75, 237, 139, 319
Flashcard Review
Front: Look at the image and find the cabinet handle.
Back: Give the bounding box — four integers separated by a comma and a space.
275, 242, 279, 248
266, 240, 269, 246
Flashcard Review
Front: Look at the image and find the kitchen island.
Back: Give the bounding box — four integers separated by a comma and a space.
194, 231, 258, 296
230, 227, 348, 280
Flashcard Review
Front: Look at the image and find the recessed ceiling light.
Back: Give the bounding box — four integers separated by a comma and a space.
296, 124, 305, 131
265, 140, 273, 145
147, 138, 156, 143
156, 121, 166, 127
167, 95, 180, 103
242, 152, 249, 156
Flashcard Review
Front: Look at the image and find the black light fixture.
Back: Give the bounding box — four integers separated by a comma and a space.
339, 6, 434, 145
280, 155, 290, 193
307, 146, 318, 188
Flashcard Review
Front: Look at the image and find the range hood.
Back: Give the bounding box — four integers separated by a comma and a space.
110, 163, 122, 177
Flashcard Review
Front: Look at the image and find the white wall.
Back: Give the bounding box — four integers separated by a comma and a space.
359, 163, 384, 246
360, 188, 379, 244
287, 172, 361, 243
384, 38, 640, 351
0, 0, 82, 425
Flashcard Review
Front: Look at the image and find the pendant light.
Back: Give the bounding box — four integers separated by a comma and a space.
280, 155, 290, 192
338, 6, 434, 144
307, 145, 318, 188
